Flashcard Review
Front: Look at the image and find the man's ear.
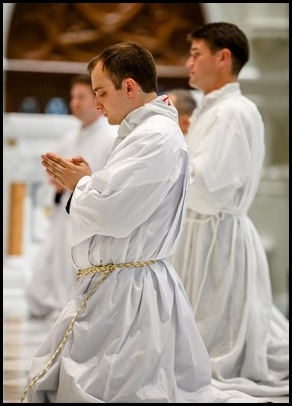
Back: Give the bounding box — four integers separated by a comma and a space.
219, 48, 232, 65
124, 78, 136, 97
180, 114, 191, 135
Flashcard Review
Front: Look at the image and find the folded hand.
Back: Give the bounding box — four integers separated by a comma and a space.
41, 152, 92, 192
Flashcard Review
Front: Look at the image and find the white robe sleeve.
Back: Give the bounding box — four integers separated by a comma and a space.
190, 115, 251, 193
70, 136, 184, 246
187, 112, 254, 213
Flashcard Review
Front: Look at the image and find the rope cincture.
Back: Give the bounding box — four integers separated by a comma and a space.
76, 259, 157, 278
20, 259, 157, 402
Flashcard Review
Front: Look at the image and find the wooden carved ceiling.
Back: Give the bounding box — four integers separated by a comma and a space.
7, 3, 205, 66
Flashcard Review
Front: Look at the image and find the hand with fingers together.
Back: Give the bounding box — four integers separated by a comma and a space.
41, 152, 92, 192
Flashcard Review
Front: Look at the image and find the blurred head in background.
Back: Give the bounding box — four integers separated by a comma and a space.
168, 89, 197, 135
69, 74, 102, 128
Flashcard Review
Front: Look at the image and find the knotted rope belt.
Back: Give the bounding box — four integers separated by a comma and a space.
20, 259, 157, 402
77, 259, 157, 278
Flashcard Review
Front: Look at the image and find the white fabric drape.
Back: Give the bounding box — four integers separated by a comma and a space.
25, 96, 271, 403
172, 83, 289, 397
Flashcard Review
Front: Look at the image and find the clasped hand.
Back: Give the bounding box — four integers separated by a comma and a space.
41, 152, 92, 192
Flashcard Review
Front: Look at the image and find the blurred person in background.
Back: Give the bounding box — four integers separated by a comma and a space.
167, 88, 197, 135
171, 22, 289, 397
26, 74, 117, 319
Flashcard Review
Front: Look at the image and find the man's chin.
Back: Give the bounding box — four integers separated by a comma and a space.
107, 117, 119, 126
189, 79, 197, 89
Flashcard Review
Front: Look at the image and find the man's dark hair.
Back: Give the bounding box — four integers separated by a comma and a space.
70, 74, 92, 88
188, 22, 249, 75
87, 42, 158, 93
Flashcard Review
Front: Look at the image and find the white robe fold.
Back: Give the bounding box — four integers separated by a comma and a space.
25, 96, 270, 403
172, 83, 289, 397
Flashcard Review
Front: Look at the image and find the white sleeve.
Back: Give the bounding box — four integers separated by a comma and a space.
69, 137, 185, 246
190, 116, 251, 193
